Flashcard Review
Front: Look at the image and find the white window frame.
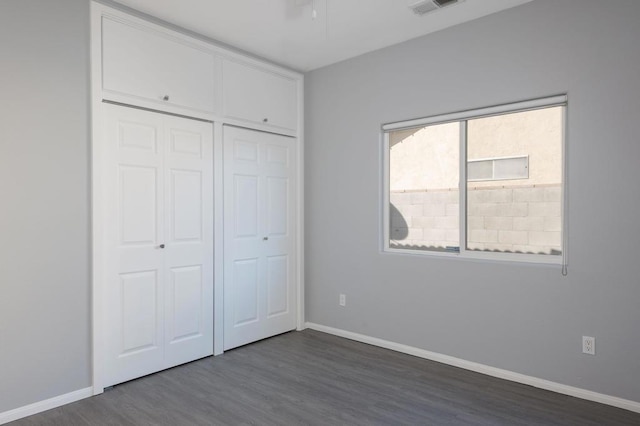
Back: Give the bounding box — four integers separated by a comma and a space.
381, 95, 568, 265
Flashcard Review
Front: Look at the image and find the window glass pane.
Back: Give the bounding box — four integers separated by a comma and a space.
467, 159, 493, 181
468, 156, 529, 181
389, 122, 460, 252
493, 156, 529, 180
466, 107, 563, 255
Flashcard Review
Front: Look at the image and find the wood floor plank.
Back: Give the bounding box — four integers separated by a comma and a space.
9, 330, 640, 425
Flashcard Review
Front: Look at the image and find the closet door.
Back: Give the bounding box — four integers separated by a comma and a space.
223, 126, 297, 350
103, 104, 213, 386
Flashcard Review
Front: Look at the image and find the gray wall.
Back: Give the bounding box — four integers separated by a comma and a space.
305, 0, 640, 403
1, 0, 638, 415
0, 0, 90, 412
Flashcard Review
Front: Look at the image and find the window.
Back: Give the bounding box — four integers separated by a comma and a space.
467, 156, 529, 182
383, 95, 566, 263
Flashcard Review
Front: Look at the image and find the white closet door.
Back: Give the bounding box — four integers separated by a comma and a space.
223, 126, 297, 350
103, 104, 213, 386
162, 115, 214, 367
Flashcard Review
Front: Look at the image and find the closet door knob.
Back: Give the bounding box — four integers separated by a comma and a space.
263, 237, 268, 241
262, 118, 268, 123
162, 95, 170, 101
158, 244, 165, 249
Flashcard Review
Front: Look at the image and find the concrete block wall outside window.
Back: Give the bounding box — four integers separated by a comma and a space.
390, 184, 562, 254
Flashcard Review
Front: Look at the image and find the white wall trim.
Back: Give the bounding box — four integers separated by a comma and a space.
213, 121, 225, 356
304, 322, 640, 414
0, 387, 93, 425
90, 0, 107, 394
296, 74, 305, 331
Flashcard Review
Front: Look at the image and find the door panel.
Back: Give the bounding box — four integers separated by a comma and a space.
168, 265, 203, 341
223, 126, 296, 350
233, 258, 260, 326
266, 177, 288, 237
266, 255, 288, 317
170, 129, 203, 158
171, 170, 202, 241
163, 115, 213, 368
118, 121, 158, 152
120, 270, 160, 354
104, 104, 213, 386
119, 166, 158, 244
233, 139, 259, 163
266, 144, 289, 166
234, 175, 259, 238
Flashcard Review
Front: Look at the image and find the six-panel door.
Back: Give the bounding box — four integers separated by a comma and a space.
103, 104, 213, 386
223, 126, 297, 350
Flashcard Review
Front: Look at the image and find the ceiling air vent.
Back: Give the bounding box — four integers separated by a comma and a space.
408, 0, 464, 16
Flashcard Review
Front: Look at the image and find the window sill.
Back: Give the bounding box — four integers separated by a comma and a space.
383, 246, 563, 266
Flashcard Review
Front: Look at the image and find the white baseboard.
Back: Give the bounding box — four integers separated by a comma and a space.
0, 387, 93, 425
304, 322, 640, 414
3, 326, 639, 422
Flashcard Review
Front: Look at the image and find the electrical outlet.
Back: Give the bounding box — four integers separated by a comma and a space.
339, 294, 346, 307
582, 336, 595, 355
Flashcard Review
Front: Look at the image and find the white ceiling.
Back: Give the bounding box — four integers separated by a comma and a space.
112, 0, 533, 72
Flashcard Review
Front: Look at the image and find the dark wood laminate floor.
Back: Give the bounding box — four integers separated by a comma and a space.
10, 329, 640, 425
